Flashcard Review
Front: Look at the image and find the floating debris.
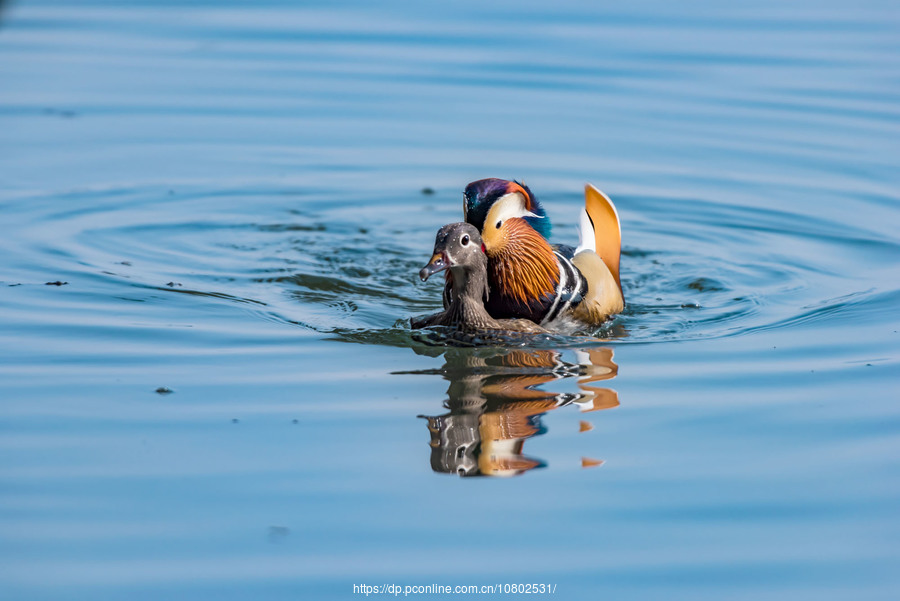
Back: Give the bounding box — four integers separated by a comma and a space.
687, 277, 725, 292
155, 387, 174, 395
267, 526, 291, 543
45, 281, 68, 286
43, 108, 77, 118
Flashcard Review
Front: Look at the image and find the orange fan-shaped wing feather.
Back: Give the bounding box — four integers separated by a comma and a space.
584, 184, 622, 290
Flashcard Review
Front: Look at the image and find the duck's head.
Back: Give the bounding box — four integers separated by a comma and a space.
419, 222, 486, 282
463, 178, 551, 240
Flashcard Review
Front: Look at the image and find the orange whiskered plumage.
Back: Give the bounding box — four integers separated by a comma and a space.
484, 217, 559, 307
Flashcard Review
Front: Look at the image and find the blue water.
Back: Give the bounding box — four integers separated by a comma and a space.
1, 1, 899, 599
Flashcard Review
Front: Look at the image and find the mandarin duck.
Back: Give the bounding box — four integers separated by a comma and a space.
411, 222, 546, 334
451, 178, 624, 326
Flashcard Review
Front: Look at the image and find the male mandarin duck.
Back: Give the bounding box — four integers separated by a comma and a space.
411, 222, 546, 334
451, 178, 624, 326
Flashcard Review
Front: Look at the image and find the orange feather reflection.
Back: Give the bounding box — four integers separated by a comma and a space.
412, 347, 621, 477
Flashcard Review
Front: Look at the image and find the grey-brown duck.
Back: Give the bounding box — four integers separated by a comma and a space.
411, 222, 546, 335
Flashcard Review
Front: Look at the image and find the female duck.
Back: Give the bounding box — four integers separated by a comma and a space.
411, 222, 545, 335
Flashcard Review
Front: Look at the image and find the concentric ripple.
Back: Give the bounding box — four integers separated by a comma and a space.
4, 181, 895, 349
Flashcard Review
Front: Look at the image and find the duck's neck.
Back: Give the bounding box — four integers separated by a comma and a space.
446, 266, 498, 331
488, 219, 559, 305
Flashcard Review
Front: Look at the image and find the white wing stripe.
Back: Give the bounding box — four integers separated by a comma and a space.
540, 255, 567, 326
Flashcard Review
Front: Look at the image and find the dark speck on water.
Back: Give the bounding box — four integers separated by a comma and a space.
44, 281, 67, 286
267, 526, 291, 544
43, 107, 77, 118
1, 1, 898, 600
687, 277, 725, 292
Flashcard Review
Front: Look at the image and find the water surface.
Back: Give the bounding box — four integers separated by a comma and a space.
1, 1, 899, 599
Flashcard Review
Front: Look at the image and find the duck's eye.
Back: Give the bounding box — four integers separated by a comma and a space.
496, 220, 502, 229
460, 234, 470, 246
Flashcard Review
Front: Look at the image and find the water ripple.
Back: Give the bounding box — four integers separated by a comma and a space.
2, 181, 896, 348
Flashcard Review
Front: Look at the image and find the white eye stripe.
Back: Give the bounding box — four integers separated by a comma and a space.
485, 192, 542, 229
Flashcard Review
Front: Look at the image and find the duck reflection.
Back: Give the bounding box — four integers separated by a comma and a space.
408, 347, 620, 477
